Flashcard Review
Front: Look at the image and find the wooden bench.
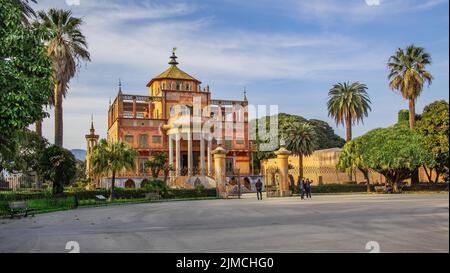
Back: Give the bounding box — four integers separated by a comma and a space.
145, 192, 160, 200
8, 201, 35, 219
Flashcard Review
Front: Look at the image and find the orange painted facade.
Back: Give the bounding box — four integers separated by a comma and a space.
106, 51, 252, 180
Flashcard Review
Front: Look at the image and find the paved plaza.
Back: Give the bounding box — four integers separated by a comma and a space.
0, 194, 448, 253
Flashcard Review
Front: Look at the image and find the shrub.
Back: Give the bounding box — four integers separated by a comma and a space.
164, 188, 217, 199
292, 183, 367, 194
0, 190, 53, 201
195, 184, 206, 192
142, 179, 166, 192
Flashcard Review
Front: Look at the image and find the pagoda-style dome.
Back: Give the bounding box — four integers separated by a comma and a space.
146, 49, 201, 87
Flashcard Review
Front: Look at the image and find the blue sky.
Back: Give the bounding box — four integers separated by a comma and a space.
33, 0, 449, 149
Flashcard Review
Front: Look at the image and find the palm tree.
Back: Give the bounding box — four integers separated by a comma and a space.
91, 140, 138, 200
327, 82, 372, 142
284, 123, 317, 185
145, 152, 168, 179
387, 44, 433, 129
13, 0, 36, 23
34, 9, 90, 146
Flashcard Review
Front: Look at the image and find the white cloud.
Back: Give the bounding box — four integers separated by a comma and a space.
65, 0, 80, 6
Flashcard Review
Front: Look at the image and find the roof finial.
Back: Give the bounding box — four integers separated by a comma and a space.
90, 114, 95, 133
243, 87, 248, 101
169, 47, 179, 66
118, 78, 122, 92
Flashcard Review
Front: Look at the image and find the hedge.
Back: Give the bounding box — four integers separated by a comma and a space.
292, 183, 368, 194
164, 188, 217, 199
0, 196, 76, 216
403, 183, 449, 192
0, 188, 217, 202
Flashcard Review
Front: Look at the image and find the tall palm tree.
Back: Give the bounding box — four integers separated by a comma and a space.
34, 9, 90, 146
91, 140, 138, 200
284, 123, 317, 184
387, 44, 433, 129
327, 82, 372, 142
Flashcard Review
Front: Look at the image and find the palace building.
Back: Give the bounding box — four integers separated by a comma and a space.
90, 50, 253, 189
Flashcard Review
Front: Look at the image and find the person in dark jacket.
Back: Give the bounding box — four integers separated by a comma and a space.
305, 179, 313, 199
255, 179, 263, 200
299, 177, 305, 200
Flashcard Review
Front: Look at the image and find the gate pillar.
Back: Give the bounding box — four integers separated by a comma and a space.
212, 145, 227, 198
275, 145, 292, 197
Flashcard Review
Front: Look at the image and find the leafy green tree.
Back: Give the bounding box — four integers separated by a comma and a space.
38, 145, 77, 195
34, 9, 91, 146
337, 138, 371, 192
327, 81, 372, 142
308, 119, 347, 148
387, 44, 433, 129
357, 125, 432, 193
2, 129, 48, 172
284, 123, 317, 184
416, 100, 449, 183
0, 0, 53, 163
12, 0, 37, 23
145, 152, 167, 179
250, 113, 345, 173
91, 140, 138, 200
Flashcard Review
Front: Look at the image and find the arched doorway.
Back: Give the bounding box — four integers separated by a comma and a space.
125, 179, 136, 189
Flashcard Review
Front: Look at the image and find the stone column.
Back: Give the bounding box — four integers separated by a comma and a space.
188, 132, 193, 176
200, 136, 205, 176
275, 146, 292, 197
212, 145, 227, 198
207, 139, 212, 176
132, 97, 137, 118
169, 135, 174, 176
175, 133, 181, 176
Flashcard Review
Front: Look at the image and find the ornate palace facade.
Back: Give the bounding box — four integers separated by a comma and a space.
94, 50, 252, 189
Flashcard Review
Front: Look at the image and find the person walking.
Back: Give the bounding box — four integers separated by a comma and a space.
255, 179, 263, 200
299, 177, 305, 200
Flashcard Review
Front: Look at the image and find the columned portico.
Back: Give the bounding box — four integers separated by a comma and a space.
165, 129, 213, 178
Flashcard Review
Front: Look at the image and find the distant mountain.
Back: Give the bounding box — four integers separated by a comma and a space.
71, 149, 86, 161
